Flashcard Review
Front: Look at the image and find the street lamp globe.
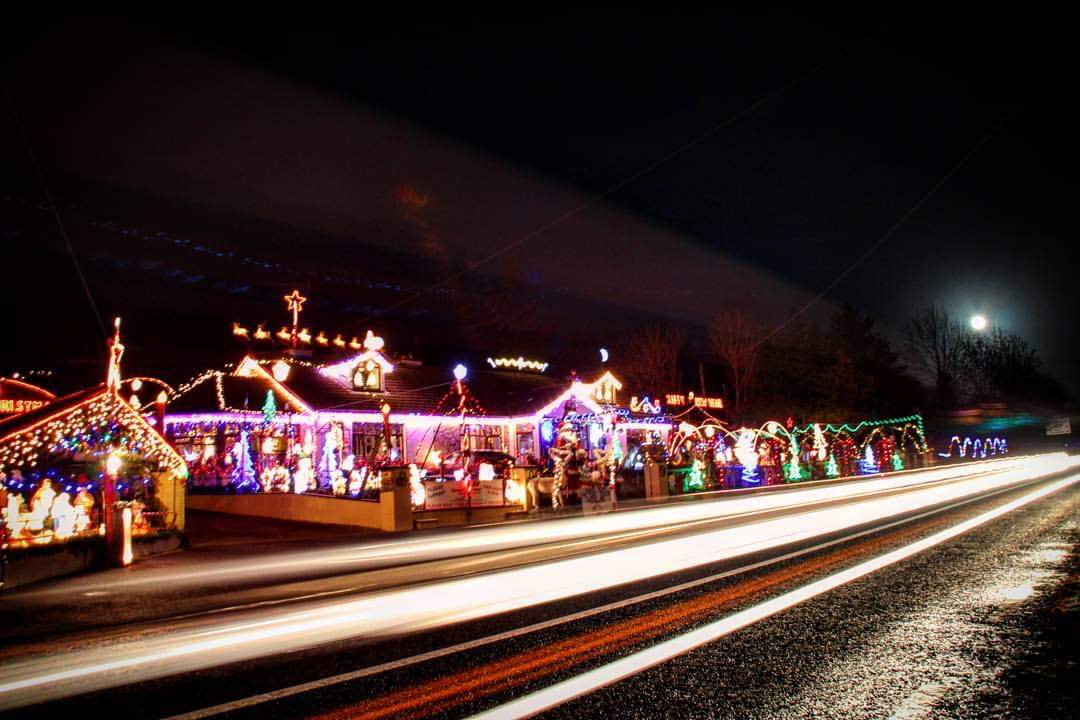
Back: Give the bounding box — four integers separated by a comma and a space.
105, 452, 123, 476
970, 314, 988, 331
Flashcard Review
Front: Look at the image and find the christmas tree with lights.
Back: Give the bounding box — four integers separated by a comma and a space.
231, 429, 257, 492
262, 390, 277, 424
825, 453, 840, 478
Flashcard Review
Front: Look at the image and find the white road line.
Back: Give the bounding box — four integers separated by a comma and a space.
163, 473, 1045, 720
468, 473, 1080, 720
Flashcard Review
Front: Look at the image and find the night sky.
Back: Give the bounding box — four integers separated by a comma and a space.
4, 11, 1077, 394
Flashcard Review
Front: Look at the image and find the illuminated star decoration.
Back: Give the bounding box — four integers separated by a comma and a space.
283, 290, 308, 344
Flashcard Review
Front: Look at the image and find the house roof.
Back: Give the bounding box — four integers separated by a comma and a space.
168, 355, 601, 419
0, 377, 56, 402
166, 371, 303, 415
0, 385, 104, 441
0, 385, 185, 474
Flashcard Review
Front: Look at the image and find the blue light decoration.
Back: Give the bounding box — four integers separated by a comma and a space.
540, 419, 555, 444
588, 423, 604, 448
740, 465, 761, 486
859, 444, 878, 474
938, 435, 1008, 459
733, 429, 761, 487
231, 429, 258, 492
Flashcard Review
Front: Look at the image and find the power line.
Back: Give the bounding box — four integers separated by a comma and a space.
356, 49, 847, 327
4, 82, 108, 339
752, 113, 1011, 349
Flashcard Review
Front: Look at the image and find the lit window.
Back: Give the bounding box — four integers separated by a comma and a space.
352, 360, 382, 391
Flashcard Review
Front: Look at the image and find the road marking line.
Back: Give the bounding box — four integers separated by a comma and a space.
162, 476, 1046, 720
468, 474, 1079, 720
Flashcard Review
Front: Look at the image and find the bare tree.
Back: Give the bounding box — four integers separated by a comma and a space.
958, 327, 1042, 403
709, 311, 761, 421
615, 325, 684, 395
904, 304, 964, 408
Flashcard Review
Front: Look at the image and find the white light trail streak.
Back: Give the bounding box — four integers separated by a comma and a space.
20, 457, 1033, 598
470, 470, 1080, 720
0, 454, 1074, 711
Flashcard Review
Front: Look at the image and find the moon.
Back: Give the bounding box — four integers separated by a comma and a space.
970, 314, 988, 331
599, 348, 609, 363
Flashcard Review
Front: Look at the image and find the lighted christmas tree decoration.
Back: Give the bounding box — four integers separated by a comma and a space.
891, 452, 904, 471
812, 423, 827, 462
785, 435, 804, 482
859, 444, 877, 474
825, 452, 840, 478
319, 423, 344, 486
231, 429, 257, 492
262, 390, 277, 424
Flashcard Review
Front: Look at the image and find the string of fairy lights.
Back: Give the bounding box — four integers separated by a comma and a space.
0, 391, 186, 477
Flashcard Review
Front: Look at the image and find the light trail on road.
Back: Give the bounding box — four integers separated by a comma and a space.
469, 467, 1080, 720
15, 457, 1036, 599
0, 454, 1074, 712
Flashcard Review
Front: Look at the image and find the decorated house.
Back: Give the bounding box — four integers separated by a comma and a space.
164, 292, 672, 517
0, 321, 187, 551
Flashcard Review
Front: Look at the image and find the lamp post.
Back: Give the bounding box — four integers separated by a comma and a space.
103, 451, 126, 566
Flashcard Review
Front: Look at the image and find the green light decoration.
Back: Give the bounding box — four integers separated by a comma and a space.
685, 458, 705, 491
262, 390, 277, 424
785, 435, 804, 482
891, 452, 904, 471
825, 453, 840, 478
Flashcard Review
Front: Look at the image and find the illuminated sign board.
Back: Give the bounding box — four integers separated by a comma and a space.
665, 392, 724, 410
0, 398, 47, 415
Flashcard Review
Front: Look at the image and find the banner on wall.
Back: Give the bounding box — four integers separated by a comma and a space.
421, 478, 506, 509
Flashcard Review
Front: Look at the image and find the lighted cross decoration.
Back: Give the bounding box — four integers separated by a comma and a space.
106, 317, 125, 392
283, 290, 307, 345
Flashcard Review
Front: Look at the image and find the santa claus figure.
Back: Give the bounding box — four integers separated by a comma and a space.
548, 422, 578, 512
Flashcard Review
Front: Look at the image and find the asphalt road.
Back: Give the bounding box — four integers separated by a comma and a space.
1, 455, 1077, 719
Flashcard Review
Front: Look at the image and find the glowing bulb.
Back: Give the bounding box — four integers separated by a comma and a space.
105, 452, 123, 476
130, 378, 143, 392
272, 360, 290, 382
453, 364, 468, 381
363, 330, 385, 351
156, 390, 168, 405
970, 314, 988, 331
